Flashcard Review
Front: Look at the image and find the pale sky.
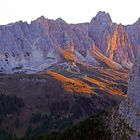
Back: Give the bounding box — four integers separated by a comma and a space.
0, 0, 140, 25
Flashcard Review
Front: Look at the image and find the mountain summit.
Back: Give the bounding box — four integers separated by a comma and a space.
91, 11, 112, 24
0, 12, 140, 73
0, 12, 135, 139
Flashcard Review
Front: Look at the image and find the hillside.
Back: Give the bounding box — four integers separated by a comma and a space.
23, 51, 140, 140
1, 11, 140, 140
0, 61, 128, 139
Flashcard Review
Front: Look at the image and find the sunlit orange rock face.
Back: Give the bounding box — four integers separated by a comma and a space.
47, 71, 93, 94
60, 48, 76, 62
91, 45, 123, 69
106, 25, 133, 66
107, 28, 119, 60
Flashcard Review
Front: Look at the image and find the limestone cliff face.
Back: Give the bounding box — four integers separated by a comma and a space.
0, 11, 140, 73
106, 25, 133, 68
89, 12, 134, 69
116, 51, 140, 139
0, 17, 94, 73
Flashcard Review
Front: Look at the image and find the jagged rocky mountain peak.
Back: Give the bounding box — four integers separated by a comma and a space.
35, 16, 47, 23
0, 12, 140, 73
55, 17, 66, 23
91, 11, 112, 24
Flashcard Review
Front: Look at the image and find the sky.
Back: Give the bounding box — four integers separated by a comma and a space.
0, 0, 140, 25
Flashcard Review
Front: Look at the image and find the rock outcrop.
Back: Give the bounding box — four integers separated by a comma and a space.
0, 11, 140, 73
112, 50, 140, 139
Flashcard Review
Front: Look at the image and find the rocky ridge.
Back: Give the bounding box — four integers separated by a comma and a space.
111, 50, 140, 140
0, 11, 140, 73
